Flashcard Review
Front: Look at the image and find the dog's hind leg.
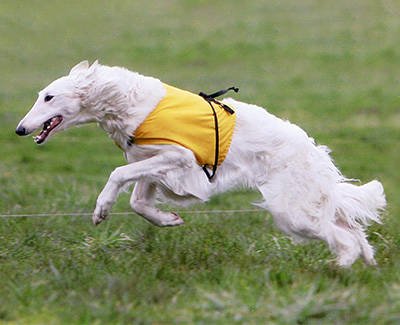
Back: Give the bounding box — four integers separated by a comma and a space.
273, 212, 362, 267
335, 220, 376, 265
130, 181, 184, 227
323, 223, 363, 267
257, 183, 363, 267
333, 180, 386, 265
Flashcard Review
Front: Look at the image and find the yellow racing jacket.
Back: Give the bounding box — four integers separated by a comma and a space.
131, 83, 237, 180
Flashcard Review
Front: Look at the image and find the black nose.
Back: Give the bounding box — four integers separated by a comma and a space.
15, 126, 27, 136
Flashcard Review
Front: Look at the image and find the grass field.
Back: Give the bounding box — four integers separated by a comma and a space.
1, 0, 400, 323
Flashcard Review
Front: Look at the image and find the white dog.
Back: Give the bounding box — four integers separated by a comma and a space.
16, 61, 386, 267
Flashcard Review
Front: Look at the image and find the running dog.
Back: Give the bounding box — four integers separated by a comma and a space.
16, 61, 386, 267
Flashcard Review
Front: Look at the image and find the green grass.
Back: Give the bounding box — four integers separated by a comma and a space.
1, 0, 400, 323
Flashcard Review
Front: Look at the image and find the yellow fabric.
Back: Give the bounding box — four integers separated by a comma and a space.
132, 83, 236, 168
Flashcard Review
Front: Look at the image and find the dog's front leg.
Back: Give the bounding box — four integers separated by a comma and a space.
130, 181, 184, 227
92, 152, 190, 225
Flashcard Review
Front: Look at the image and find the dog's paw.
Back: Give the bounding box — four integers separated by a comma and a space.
93, 194, 114, 226
153, 211, 184, 227
92, 205, 109, 226
92, 213, 107, 226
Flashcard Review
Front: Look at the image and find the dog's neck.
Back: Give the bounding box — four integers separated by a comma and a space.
78, 66, 166, 148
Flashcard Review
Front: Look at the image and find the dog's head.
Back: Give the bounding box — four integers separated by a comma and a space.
15, 60, 97, 144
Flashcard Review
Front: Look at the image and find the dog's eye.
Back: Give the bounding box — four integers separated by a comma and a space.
44, 95, 54, 102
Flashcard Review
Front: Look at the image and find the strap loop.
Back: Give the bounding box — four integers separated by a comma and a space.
199, 86, 239, 100
199, 87, 239, 115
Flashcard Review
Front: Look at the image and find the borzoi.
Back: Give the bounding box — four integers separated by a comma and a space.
16, 61, 386, 267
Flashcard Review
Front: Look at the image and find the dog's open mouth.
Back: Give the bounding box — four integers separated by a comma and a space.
33, 115, 63, 144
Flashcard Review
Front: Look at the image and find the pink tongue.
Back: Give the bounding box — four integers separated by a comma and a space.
34, 121, 52, 143
34, 116, 63, 143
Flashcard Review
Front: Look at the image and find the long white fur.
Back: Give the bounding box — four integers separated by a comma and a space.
16, 61, 386, 267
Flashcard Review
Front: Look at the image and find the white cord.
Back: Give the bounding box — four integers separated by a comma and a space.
0, 209, 263, 218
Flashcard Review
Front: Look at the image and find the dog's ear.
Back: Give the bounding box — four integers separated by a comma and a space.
90, 60, 99, 69
69, 61, 90, 76
87, 60, 99, 74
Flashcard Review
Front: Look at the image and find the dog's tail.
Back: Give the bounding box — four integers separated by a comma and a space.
335, 180, 386, 227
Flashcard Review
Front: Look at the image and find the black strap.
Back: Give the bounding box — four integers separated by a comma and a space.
199, 86, 239, 100
198, 86, 239, 181
202, 101, 219, 180
199, 86, 239, 115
